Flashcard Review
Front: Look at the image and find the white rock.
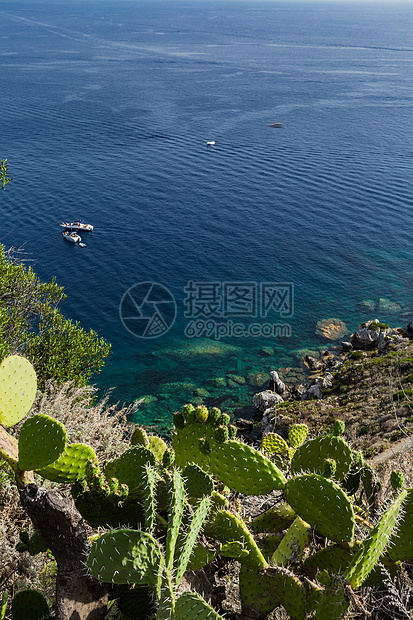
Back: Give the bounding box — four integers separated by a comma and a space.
270, 370, 286, 395
253, 390, 284, 413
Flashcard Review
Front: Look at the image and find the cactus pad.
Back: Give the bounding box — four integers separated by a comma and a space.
147, 435, 167, 462
289, 424, 308, 448
209, 440, 286, 495
173, 412, 185, 429
130, 426, 150, 447
387, 488, 413, 563
87, 528, 162, 585
390, 470, 404, 492
172, 422, 214, 471
284, 474, 355, 543
214, 425, 229, 443
262, 432, 289, 455
11, 589, 50, 620
18, 414, 67, 471
36, 443, 97, 483
240, 565, 307, 620
214, 510, 267, 570
0, 356, 37, 428
250, 502, 296, 533
175, 592, 225, 620
271, 516, 310, 566
290, 435, 353, 481
104, 445, 156, 492
345, 488, 407, 589
183, 463, 214, 498
162, 447, 175, 469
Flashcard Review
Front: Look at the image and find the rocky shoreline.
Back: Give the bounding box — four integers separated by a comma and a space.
238, 318, 413, 458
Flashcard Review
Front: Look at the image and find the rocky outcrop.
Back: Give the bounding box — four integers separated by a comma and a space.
253, 390, 284, 413
349, 319, 409, 351
304, 355, 326, 373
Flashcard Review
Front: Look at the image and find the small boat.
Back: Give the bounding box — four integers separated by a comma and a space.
268, 123, 283, 128
60, 220, 93, 232
62, 230, 82, 244
206, 141, 215, 146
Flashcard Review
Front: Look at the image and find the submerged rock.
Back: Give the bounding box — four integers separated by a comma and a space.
212, 377, 227, 388
153, 337, 242, 360
316, 318, 349, 341
227, 374, 246, 385
259, 346, 274, 357
246, 372, 270, 387
378, 298, 402, 314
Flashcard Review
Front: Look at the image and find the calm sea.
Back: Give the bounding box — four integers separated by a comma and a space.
1, 0, 413, 430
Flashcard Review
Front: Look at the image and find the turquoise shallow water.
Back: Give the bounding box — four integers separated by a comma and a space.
1, 1, 413, 430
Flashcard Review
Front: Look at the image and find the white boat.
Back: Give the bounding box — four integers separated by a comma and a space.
62, 230, 82, 244
60, 220, 94, 232
206, 141, 215, 146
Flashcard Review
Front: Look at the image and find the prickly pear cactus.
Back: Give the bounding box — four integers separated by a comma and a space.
289, 423, 309, 448
87, 528, 163, 585
284, 474, 355, 543
209, 440, 286, 495
0, 356, 37, 428
182, 463, 214, 498
174, 495, 211, 584
213, 510, 267, 570
104, 445, 156, 493
36, 443, 97, 483
214, 425, 229, 443
11, 589, 50, 620
384, 488, 413, 563
148, 435, 167, 462
18, 413, 67, 471
345, 489, 407, 589
175, 592, 225, 620
390, 470, 404, 492
162, 447, 175, 469
290, 434, 353, 481
172, 420, 215, 471
262, 432, 289, 455
250, 502, 296, 533
194, 405, 208, 423
207, 407, 221, 426
239, 564, 307, 620
130, 426, 150, 447
271, 516, 311, 566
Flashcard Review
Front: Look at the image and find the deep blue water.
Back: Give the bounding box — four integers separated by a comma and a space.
1, 1, 413, 430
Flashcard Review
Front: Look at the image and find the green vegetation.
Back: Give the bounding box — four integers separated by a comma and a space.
0, 245, 110, 388
1, 358, 413, 619
0, 159, 13, 190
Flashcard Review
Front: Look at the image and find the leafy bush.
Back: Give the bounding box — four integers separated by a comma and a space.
0, 245, 110, 388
